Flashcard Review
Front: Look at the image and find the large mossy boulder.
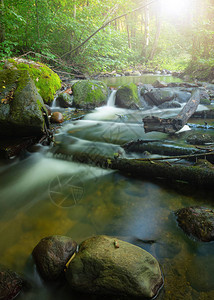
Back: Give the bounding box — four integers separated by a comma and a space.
0, 69, 47, 137
66, 235, 163, 298
32, 235, 77, 281
115, 83, 140, 109
4, 58, 61, 104
72, 80, 108, 109
175, 206, 214, 242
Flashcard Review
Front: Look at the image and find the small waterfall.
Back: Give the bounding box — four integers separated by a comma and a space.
107, 90, 117, 107
51, 96, 58, 108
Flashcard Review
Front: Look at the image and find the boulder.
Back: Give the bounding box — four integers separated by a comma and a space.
115, 83, 140, 109
0, 69, 47, 137
174, 90, 191, 103
175, 207, 214, 242
0, 265, 24, 300
140, 84, 154, 95
158, 101, 181, 109
131, 71, 141, 76
66, 235, 163, 298
72, 80, 108, 109
32, 235, 77, 281
55, 92, 73, 108
152, 80, 167, 88
186, 133, 214, 145
143, 88, 175, 106
50, 112, 64, 123
4, 58, 61, 104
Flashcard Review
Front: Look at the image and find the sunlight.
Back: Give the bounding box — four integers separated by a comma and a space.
160, 0, 192, 17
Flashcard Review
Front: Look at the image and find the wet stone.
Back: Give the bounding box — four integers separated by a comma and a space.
0, 265, 24, 300
32, 235, 77, 281
175, 207, 214, 242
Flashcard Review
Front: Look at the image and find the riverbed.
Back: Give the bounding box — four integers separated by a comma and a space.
0, 75, 213, 300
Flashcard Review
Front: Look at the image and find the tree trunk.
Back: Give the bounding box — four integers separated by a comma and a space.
125, 16, 131, 49
0, 0, 5, 43
68, 152, 214, 188
143, 89, 200, 134
35, 0, 40, 40
142, 0, 150, 56
148, 12, 161, 60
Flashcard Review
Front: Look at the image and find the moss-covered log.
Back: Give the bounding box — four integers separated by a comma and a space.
70, 152, 214, 188
143, 89, 200, 133
122, 140, 210, 159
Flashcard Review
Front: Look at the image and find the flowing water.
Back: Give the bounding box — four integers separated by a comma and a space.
0, 75, 214, 300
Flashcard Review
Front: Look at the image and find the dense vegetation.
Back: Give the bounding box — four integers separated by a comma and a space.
0, 0, 213, 77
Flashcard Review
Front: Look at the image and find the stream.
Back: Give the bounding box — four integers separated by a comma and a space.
0, 75, 214, 300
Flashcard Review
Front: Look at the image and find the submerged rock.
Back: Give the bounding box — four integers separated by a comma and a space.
66, 235, 163, 298
115, 83, 140, 109
153, 80, 168, 88
50, 112, 64, 123
186, 133, 214, 145
158, 101, 181, 109
0, 265, 24, 300
175, 207, 214, 242
72, 80, 108, 109
0, 69, 47, 137
32, 235, 77, 281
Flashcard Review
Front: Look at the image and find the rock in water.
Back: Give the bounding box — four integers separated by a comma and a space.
32, 235, 77, 281
0, 265, 24, 300
50, 112, 64, 123
66, 235, 163, 298
115, 83, 140, 109
175, 207, 214, 242
0, 69, 47, 137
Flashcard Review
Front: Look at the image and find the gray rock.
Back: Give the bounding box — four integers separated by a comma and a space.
186, 133, 214, 145
32, 235, 77, 281
0, 265, 24, 300
174, 90, 191, 103
153, 80, 167, 88
143, 88, 175, 106
0, 70, 47, 137
66, 235, 163, 298
175, 207, 214, 242
131, 71, 141, 76
55, 92, 73, 108
158, 101, 181, 109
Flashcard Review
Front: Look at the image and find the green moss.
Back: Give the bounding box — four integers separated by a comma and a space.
6, 59, 61, 104
72, 80, 108, 108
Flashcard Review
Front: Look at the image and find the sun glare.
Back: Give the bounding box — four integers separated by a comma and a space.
160, 0, 192, 17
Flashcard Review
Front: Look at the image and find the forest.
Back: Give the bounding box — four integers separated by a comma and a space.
0, 1, 214, 300
0, 0, 213, 77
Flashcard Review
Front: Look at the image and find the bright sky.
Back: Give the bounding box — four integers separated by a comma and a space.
160, 0, 192, 17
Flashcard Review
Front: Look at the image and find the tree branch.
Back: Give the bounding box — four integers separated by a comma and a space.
61, 0, 157, 58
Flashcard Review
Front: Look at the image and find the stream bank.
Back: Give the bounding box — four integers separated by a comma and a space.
0, 73, 214, 299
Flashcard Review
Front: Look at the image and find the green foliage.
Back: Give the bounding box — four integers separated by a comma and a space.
0, 0, 213, 75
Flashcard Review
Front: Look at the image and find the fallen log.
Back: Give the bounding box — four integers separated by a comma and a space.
143, 89, 200, 134
69, 151, 214, 188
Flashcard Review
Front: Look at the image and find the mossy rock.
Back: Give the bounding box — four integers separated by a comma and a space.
0, 69, 47, 137
55, 92, 73, 108
5, 58, 61, 104
66, 235, 163, 298
115, 83, 140, 108
72, 80, 108, 109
